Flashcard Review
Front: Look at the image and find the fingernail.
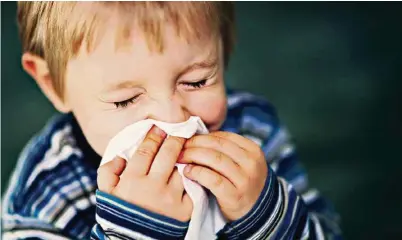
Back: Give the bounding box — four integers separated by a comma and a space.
185, 165, 193, 174
153, 126, 166, 137
114, 157, 126, 171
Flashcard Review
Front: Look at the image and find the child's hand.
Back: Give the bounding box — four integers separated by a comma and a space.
97, 126, 192, 222
178, 131, 268, 221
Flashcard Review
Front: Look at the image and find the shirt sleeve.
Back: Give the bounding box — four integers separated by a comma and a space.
3, 189, 189, 240
217, 93, 343, 239
90, 190, 189, 240
2, 122, 96, 240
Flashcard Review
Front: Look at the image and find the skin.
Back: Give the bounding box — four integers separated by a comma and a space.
22, 15, 268, 222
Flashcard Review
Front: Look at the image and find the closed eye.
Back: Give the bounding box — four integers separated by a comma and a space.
182, 79, 207, 89
113, 96, 139, 108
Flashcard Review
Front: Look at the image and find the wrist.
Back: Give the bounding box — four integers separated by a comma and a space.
217, 167, 278, 239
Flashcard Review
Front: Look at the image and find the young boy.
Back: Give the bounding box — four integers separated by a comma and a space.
3, 2, 342, 239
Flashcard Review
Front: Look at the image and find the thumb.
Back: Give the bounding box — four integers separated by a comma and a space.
97, 156, 127, 193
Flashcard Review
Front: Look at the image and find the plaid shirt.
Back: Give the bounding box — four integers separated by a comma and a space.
2, 89, 342, 239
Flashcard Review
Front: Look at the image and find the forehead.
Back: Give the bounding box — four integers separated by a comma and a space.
67, 20, 222, 90
71, 2, 221, 57
91, 22, 219, 57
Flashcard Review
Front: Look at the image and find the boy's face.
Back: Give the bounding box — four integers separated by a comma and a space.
64, 23, 227, 156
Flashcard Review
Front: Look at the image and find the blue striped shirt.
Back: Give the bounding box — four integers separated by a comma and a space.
2, 89, 342, 239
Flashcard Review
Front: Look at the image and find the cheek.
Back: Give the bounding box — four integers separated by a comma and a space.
65, 67, 147, 156
73, 110, 114, 156
186, 90, 227, 130
65, 61, 111, 155
74, 110, 146, 156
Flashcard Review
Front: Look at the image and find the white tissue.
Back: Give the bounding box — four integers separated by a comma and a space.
100, 116, 227, 240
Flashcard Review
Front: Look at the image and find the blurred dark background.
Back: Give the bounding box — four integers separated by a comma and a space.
2, 2, 402, 239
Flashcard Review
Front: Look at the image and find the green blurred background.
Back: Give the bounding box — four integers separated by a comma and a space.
2, 2, 402, 239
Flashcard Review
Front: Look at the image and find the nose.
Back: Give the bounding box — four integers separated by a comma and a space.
148, 95, 190, 123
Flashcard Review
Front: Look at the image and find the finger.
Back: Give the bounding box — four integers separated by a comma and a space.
178, 147, 245, 187
168, 169, 185, 197
184, 165, 237, 202
211, 131, 260, 152
211, 132, 267, 176
149, 136, 185, 181
97, 156, 127, 193
123, 125, 166, 177
183, 134, 249, 167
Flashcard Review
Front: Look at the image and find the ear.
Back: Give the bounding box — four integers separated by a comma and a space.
22, 53, 71, 113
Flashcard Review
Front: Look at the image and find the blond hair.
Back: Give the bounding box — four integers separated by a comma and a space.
17, 2, 235, 100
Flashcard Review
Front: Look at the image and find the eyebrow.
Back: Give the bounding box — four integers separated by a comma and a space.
105, 57, 219, 92
182, 58, 218, 73
177, 57, 218, 80
106, 81, 139, 92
